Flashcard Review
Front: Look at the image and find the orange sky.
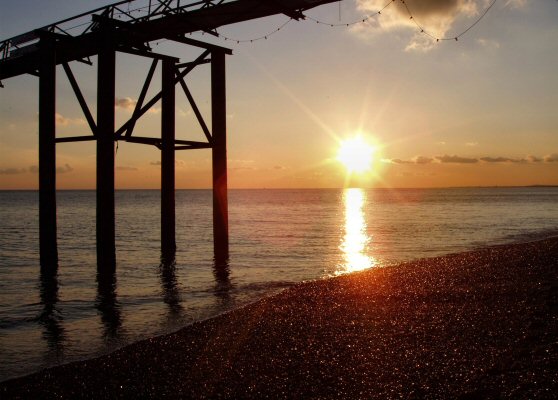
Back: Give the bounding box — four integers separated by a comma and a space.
1, 0, 557, 189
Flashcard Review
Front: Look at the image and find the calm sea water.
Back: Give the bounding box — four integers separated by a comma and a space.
1, 187, 558, 381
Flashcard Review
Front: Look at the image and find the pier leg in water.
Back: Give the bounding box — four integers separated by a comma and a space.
38, 36, 58, 270
161, 59, 176, 254
96, 271, 121, 339
96, 43, 116, 272
211, 50, 229, 260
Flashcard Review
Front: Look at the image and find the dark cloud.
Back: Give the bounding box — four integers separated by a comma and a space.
0, 167, 26, 175
436, 155, 479, 164
414, 156, 434, 165
390, 159, 414, 164
387, 156, 444, 164
56, 164, 74, 174
116, 166, 138, 171
479, 157, 526, 163
544, 154, 558, 163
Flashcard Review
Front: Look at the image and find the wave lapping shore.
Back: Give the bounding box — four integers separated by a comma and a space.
2, 238, 557, 399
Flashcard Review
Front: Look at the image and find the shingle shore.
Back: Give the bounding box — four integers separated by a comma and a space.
2, 238, 557, 399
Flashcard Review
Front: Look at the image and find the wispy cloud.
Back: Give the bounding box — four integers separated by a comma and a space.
229, 159, 256, 171
116, 97, 160, 114
466, 142, 479, 147
477, 38, 500, 49
150, 160, 186, 167
436, 154, 479, 164
115, 97, 137, 111
116, 166, 138, 171
0, 167, 26, 175
388, 156, 434, 164
56, 113, 85, 127
505, 0, 528, 9
479, 157, 528, 163
56, 164, 74, 174
28, 164, 74, 174
385, 152, 555, 165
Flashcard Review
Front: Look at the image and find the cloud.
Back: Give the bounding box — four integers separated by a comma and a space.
389, 158, 414, 164
386, 156, 435, 164
0, 167, 26, 175
436, 154, 479, 164
414, 156, 434, 164
229, 159, 256, 171
465, 142, 479, 147
116, 166, 138, 171
56, 164, 74, 174
116, 97, 160, 114
273, 165, 287, 170
355, 0, 481, 51
477, 38, 500, 49
526, 155, 542, 163
150, 160, 186, 167
115, 97, 137, 111
28, 164, 74, 174
479, 157, 529, 163
56, 113, 85, 127
505, 0, 527, 9
386, 153, 550, 166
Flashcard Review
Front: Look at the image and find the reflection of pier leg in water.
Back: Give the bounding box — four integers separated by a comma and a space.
213, 254, 232, 302
95, 270, 121, 339
159, 249, 182, 315
38, 269, 65, 359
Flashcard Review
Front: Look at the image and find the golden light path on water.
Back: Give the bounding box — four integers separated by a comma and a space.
337, 188, 376, 275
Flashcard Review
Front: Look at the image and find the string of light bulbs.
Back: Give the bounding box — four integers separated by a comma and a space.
217, 0, 499, 44
53, 0, 500, 47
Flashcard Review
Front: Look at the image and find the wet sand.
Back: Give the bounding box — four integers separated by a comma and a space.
2, 238, 557, 399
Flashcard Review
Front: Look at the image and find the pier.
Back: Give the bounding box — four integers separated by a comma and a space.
0, 0, 337, 272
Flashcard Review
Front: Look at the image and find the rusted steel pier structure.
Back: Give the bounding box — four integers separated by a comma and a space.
0, 0, 336, 272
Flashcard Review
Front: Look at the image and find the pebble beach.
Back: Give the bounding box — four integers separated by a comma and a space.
2, 237, 557, 399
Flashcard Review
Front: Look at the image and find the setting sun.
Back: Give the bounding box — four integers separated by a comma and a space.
337, 137, 375, 173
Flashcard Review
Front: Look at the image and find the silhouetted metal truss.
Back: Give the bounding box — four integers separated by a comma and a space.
0, 0, 337, 80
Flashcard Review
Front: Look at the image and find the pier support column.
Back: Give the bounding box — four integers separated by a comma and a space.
96, 45, 116, 272
211, 50, 229, 259
161, 59, 176, 254
39, 37, 58, 270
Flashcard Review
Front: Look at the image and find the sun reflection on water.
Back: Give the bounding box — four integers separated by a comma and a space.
337, 188, 375, 275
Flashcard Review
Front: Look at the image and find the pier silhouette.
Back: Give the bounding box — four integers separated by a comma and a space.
0, 0, 338, 276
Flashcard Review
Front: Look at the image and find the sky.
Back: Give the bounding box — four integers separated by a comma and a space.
0, 0, 557, 189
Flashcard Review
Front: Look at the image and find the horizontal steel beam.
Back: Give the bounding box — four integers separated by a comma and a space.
0, 0, 337, 80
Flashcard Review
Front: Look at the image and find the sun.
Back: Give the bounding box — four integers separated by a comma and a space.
337, 137, 375, 173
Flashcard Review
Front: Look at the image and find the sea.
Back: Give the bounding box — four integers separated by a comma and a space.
1, 187, 558, 381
